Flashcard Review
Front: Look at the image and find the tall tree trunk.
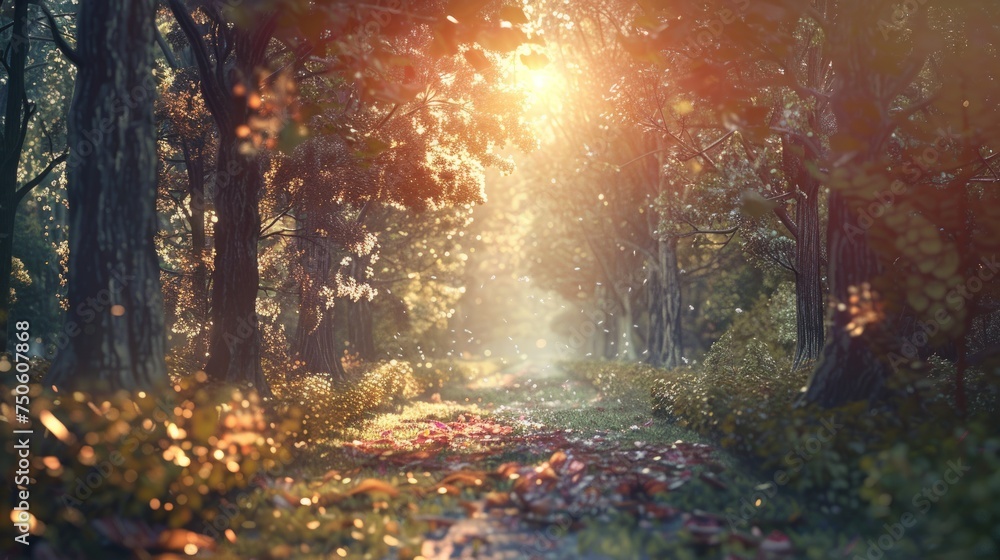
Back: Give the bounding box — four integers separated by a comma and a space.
802, 17, 894, 406
0, 0, 32, 353
167, 1, 277, 395
346, 298, 376, 361
182, 141, 209, 360
203, 137, 268, 393
618, 281, 639, 360
45, 0, 166, 392
345, 255, 376, 360
646, 237, 682, 368
603, 298, 620, 359
784, 137, 825, 368
292, 232, 346, 379
802, 190, 888, 406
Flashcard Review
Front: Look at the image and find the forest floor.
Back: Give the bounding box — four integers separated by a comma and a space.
248, 361, 816, 559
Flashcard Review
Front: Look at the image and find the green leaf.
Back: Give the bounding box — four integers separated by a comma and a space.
739, 189, 779, 219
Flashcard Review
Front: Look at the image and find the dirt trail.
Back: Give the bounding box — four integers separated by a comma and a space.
399, 361, 734, 559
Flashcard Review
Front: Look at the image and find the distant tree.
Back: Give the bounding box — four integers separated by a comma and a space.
0, 0, 70, 352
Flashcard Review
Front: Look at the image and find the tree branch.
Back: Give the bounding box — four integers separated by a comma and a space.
32, 1, 83, 66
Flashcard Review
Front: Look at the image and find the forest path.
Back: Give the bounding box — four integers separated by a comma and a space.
283, 360, 800, 559
340, 362, 760, 559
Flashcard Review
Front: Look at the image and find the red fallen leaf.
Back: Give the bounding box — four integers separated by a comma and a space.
537, 466, 558, 482
512, 475, 533, 494
346, 478, 400, 498
616, 481, 638, 496
440, 471, 486, 487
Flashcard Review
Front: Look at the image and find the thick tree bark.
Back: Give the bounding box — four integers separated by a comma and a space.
0, 0, 36, 353
344, 255, 376, 361
783, 137, 825, 368
646, 237, 682, 368
793, 185, 824, 368
203, 137, 268, 393
346, 298, 376, 361
182, 141, 209, 359
45, 0, 166, 392
802, 16, 894, 406
292, 232, 346, 379
802, 190, 888, 406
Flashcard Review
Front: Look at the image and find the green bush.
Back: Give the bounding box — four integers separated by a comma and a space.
640, 282, 1000, 556
651, 284, 807, 448
0, 365, 300, 559
408, 359, 475, 395
272, 360, 422, 440
856, 420, 1000, 559
564, 360, 660, 402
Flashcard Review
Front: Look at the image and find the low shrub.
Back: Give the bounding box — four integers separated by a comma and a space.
564, 360, 661, 403
641, 284, 1000, 556
272, 360, 422, 440
408, 359, 475, 395
0, 365, 300, 559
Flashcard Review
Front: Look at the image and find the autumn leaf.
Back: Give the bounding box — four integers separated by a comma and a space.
346, 478, 401, 498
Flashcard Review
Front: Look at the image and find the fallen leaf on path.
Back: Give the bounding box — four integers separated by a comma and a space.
346, 478, 400, 498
